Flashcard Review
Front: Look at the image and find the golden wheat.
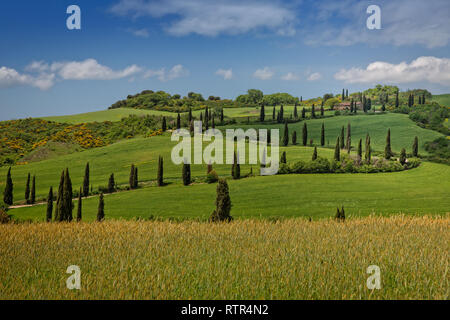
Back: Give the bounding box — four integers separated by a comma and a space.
0, 216, 448, 299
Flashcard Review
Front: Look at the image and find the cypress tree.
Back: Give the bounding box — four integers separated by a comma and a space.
220, 109, 224, 123
3, 167, 13, 205
210, 179, 232, 222
77, 187, 82, 222
399, 148, 407, 165
320, 104, 324, 116
176, 113, 181, 130
189, 120, 194, 136
340, 126, 345, 149
422, 94, 425, 104
83, 162, 89, 197
280, 151, 287, 164
334, 137, 340, 161
162, 116, 167, 131
129, 164, 135, 189
312, 146, 318, 161
207, 162, 213, 174
25, 173, 30, 204
357, 138, 362, 163
292, 131, 297, 145
294, 105, 298, 119
108, 173, 115, 193
418, 96, 422, 104
412, 136, 418, 157
55, 170, 64, 221
97, 193, 105, 222
302, 122, 308, 146
182, 162, 191, 186
342, 88, 345, 100
302, 107, 306, 119
188, 108, 192, 122
30, 175, 36, 204
282, 121, 289, 146
272, 107, 276, 120
212, 117, 215, 129
157, 156, 164, 186
395, 91, 399, 108
321, 123, 325, 146
63, 168, 73, 222
46, 186, 53, 222
346, 89, 348, 99
280, 105, 284, 120
384, 129, 392, 160
260, 104, 265, 122
365, 134, 371, 164
381, 103, 386, 111
345, 123, 351, 149
134, 166, 138, 188
232, 152, 240, 179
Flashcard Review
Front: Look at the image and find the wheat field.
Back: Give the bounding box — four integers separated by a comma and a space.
0, 216, 448, 300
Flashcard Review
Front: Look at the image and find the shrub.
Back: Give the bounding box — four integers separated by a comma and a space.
206, 170, 219, 184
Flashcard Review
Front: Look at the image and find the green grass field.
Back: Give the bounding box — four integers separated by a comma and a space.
432, 94, 450, 107
9, 161, 450, 221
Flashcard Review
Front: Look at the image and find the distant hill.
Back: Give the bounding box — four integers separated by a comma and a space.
432, 94, 450, 107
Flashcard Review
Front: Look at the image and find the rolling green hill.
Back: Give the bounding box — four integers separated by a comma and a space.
432, 94, 450, 107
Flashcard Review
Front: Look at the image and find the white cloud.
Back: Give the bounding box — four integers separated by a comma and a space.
144, 64, 189, 82
1, 59, 143, 90
0, 66, 54, 90
304, 0, 450, 48
281, 72, 299, 81
110, 0, 296, 37
253, 67, 274, 80
334, 56, 450, 86
216, 68, 233, 80
307, 72, 322, 81
127, 28, 149, 38
52, 59, 142, 80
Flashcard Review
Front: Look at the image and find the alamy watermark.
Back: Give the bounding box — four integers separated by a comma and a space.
171, 121, 280, 176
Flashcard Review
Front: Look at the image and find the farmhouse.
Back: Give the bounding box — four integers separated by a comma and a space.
335, 101, 362, 111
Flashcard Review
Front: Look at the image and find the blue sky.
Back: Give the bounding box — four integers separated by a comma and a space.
0, 0, 449, 120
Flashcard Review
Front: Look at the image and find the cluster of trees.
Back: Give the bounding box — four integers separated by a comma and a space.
236, 90, 299, 106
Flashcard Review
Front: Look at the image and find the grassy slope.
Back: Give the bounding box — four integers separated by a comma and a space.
432, 94, 450, 107
0, 217, 448, 299
9, 161, 450, 221
223, 113, 443, 154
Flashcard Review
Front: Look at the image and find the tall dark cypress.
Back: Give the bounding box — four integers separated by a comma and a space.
412, 136, 419, 157
346, 122, 351, 151
384, 129, 392, 160
108, 173, 115, 193
83, 162, 89, 197
272, 107, 276, 120
182, 162, 191, 186
302, 107, 306, 119
97, 193, 105, 222
134, 167, 138, 188
422, 94, 425, 104
312, 146, 318, 161
294, 105, 298, 119
292, 131, 297, 145
342, 88, 345, 100
399, 148, 407, 165
129, 164, 135, 189
365, 134, 371, 164
334, 137, 340, 161
25, 173, 31, 204
280, 105, 284, 121
3, 167, 13, 205
357, 139, 362, 163
162, 116, 167, 131
395, 91, 399, 108
76, 187, 82, 222
280, 151, 287, 164
220, 109, 224, 123
340, 126, 345, 149
30, 175, 36, 204
157, 156, 164, 186
320, 104, 324, 116
188, 108, 192, 122
176, 113, 181, 130
63, 168, 73, 222
55, 170, 64, 221
302, 122, 308, 146
311, 104, 316, 118
282, 121, 289, 146
260, 104, 265, 122
46, 186, 53, 222
210, 179, 232, 222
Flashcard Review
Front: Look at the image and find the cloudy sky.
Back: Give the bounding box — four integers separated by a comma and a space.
0, 0, 449, 119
